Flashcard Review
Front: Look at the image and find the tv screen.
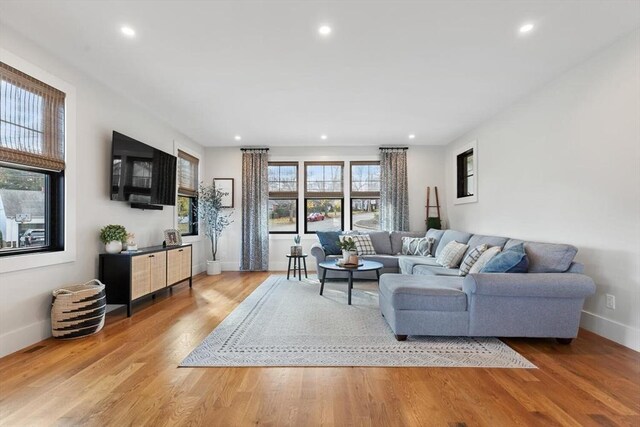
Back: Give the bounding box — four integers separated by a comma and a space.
110, 131, 177, 206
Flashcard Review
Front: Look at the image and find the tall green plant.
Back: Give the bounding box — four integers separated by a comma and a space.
195, 183, 234, 261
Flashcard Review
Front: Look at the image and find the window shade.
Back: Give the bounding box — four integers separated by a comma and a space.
268, 162, 298, 199
0, 61, 66, 172
177, 150, 199, 197
350, 161, 381, 197
304, 161, 344, 198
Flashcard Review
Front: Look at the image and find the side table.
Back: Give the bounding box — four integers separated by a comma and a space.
286, 254, 308, 281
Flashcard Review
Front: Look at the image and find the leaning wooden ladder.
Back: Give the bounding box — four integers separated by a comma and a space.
425, 186, 441, 230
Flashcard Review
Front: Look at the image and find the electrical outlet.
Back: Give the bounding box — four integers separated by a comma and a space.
605, 294, 616, 310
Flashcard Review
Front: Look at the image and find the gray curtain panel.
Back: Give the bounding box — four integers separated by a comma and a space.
380, 148, 409, 231
240, 149, 269, 271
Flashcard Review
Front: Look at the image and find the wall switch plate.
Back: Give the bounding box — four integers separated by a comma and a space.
605, 294, 616, 310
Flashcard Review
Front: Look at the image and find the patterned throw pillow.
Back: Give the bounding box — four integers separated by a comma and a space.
436, 240, 469, 269
401, 237, 435, 256
469, 246, 501, 274
458, 244, 489, 276
351, 234, 377, 255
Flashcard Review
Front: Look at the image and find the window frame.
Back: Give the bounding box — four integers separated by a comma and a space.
177, 194, 198, 237
304, 197, 344, 235
268, 162, 299, 234
350, 198, 380, 232
175, 147, 201, 238
349, 161, 380, 231
453, 140, 478, 205
304, 161, 344, 199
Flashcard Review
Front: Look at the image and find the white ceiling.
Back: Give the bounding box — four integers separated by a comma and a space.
1, 1, 639, 147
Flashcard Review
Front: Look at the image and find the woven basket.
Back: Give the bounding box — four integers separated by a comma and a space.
51, 279, 106, 339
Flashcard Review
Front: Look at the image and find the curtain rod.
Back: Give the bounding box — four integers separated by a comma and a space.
379, 146, 408, 150
240, 148, 270, 151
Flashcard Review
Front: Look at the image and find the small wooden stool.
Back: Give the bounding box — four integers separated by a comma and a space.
286, 254, 308, 281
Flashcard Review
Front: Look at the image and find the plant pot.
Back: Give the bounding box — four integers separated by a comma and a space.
342, 250, 357, 263
207, 260, 222, 275
105, 241, 123, 254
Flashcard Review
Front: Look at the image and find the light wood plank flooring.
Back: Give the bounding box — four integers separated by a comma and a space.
0, 272, 638, 426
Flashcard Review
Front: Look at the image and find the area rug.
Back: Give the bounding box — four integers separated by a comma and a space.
181, 276, 535, 368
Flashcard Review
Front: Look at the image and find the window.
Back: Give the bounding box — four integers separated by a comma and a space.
0, 62, 65, 256
304, 161, 344, 233
268, 162, 298, 234
177, 150, 199, 236
350, 161, 380, 231
453, 140, 477, 204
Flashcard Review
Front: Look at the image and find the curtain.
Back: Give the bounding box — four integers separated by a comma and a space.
380, 147, 409, 231
241, 149, 269, 271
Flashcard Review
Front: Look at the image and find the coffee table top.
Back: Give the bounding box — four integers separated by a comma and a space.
319, 260, 384, 272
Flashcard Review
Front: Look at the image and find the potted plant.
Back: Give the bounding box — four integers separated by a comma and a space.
99, 224, 128, 254
196, 182, 234, 275
291, 234, 302, 256
338, 236, 357, 263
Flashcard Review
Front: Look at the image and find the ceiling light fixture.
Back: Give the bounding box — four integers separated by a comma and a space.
408, 134, 416, 140
519, 23, 535, 34
120, 26, 136, 37
234, 135, 242, 141
320, 134, 328, 140
318, 25, 332, 36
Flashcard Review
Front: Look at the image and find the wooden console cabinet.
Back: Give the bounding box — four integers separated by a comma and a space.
99, 244, 192, 316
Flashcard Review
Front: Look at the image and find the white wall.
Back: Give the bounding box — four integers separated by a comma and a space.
0, 28, 207, 357
444, 30, 640, 351
204, 145, 447, 272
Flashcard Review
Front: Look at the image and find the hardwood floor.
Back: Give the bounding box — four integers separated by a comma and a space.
0, 272, 638, 426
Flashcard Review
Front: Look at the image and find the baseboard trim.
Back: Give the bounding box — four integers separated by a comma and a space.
0, 319, 51, 358
581, 310, 640, 352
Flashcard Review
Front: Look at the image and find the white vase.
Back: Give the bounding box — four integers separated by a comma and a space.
207, 260, 222, 275
105, 241, 123, 254
342, 250, 353, 263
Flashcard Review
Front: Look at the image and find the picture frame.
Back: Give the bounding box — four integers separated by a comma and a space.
214, 178, 234, 208
164, 229, 182, 246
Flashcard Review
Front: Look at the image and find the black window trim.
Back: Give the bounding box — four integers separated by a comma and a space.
304, 197, 345, 235
456, 148, 474, 199
268, 198, 299, 235
268, 162, 299, 234
177, 194, 198, 237
349, 197, 380, 232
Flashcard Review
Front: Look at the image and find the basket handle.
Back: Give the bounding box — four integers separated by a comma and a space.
52, 279, 105, 296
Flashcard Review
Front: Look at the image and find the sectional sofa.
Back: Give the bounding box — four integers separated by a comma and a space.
311, 229, 596, 343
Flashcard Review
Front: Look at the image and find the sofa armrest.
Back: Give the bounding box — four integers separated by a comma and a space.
463, 273, 596, 299
310, 243, 326, 262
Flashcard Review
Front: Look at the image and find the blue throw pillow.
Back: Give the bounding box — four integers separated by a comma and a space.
480, 243, 529, 273
316, 231, 342, 255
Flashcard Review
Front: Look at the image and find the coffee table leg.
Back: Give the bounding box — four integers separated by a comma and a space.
376, 269, 380, 284
287, 257, 292, 280
320, 267, 327, 295
348, 271, 353, 305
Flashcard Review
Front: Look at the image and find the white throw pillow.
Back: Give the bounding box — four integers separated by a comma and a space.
351, 234, 377, 255
458, 244, 489, 276
468, 246, 502, 274
436, 241, 469, 269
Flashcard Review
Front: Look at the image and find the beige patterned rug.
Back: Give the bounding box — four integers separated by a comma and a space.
181, 275, 535, 368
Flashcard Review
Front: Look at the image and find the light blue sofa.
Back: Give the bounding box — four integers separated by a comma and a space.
378, 229, 596, 343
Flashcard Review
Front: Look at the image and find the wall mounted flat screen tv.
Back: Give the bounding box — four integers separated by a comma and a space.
110, 131, 177, 207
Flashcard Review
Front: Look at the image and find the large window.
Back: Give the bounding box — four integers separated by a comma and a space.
177, 150, 199, 236
350, 161, 380, 231
456, 149, 474, 198
0, 62, 65, 256
268, 162, 298, 234
304, 161, 343, 233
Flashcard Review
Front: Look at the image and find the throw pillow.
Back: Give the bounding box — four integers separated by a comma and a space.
469, 246, 501, 273
351, 234, 377, 255
436, 240, 469, 269
316, 231, 342, 255
401, 237, 435, 256
481, 243, 529, 273
458, 244, 489, 276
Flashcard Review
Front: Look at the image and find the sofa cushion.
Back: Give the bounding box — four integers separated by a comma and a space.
379, 274, 466, 311
316, 231, 342, 255
425, 228, 446, 253
390, 231, 424, 255
351, 234, 377, 255
366, 231, 393, 255
469, 246, 501, 274
463, 234, 508, 258
436, 241, 469, 268
434, 230, 473, 257
413, 265, 462, 277
481, 243, 529, 273
505, 239, 578, 273
398, 255, 439, 274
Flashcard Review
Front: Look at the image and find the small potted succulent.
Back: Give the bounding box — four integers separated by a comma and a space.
99, 224, 128, 254
291, 234, 302, 256
338, 236, 357, 263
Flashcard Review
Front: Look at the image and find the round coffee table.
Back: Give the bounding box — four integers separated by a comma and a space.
318, 260, 384, 305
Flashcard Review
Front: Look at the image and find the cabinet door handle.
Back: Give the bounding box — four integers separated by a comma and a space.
149, 255, 155, 258
178, 249, 183, 252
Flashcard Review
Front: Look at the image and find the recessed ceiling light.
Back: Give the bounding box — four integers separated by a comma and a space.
318, 25, 332, 36
320, 134, 328, 140
519, 23, 535, 34
234, 135, 242, 141
408, 134, 416, 140
120, 26, 136, 37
